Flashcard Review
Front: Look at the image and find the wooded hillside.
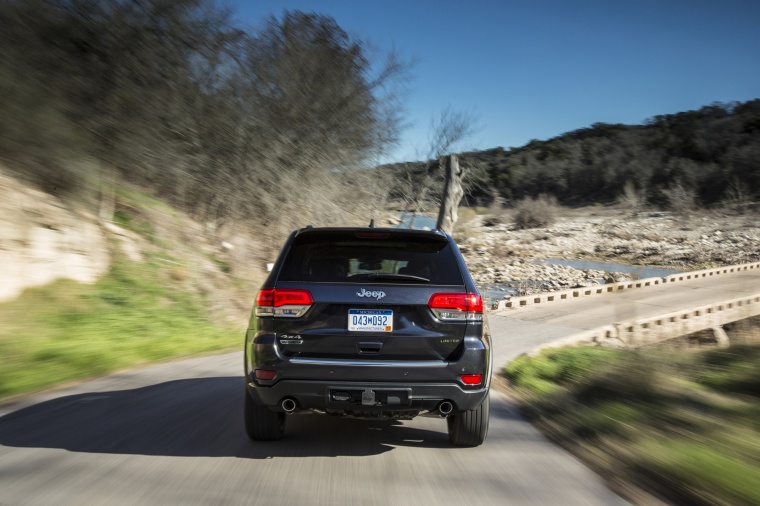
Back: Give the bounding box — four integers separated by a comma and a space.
383, 100, 760, 212
0, 0, 407, 241
466, 100, 760, 209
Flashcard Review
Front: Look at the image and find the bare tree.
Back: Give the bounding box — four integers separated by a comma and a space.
662, 182, 697, 217
391, 107, 479, 228
620, 180, 647, 216
723, 177, 753, 215
209, 11, 410, 235
427, 106, 479, 160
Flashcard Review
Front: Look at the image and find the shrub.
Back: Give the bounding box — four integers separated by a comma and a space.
505, 347, 621, 395
662, 183, 697, 217
513, 194, 559, 229
619, 180, 647, 216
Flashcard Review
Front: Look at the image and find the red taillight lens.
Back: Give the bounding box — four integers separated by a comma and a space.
256, 289, 313, 307
428, 293, 483, 312
274, 290, 313, 307
256, 289, 313, 317
460, 373, 483, 385
428, 292, 483, 321
254, 369, 277, 380
256, 289, 275, 307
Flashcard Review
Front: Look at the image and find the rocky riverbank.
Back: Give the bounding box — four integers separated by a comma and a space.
454, 208, 760, 300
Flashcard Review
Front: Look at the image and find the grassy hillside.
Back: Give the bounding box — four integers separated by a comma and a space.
0, 257, 238, 398
0, 183, 256, 400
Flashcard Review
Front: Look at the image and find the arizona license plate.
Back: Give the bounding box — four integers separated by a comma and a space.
348, 309, 393, 332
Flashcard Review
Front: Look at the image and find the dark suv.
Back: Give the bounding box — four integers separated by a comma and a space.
243, 226, 491, 446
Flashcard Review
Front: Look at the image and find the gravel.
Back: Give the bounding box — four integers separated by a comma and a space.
456, 209, 760, 300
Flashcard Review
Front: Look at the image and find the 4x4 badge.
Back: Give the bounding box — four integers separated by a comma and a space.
357, 288, 386, 300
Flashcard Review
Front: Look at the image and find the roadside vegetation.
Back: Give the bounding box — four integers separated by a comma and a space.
0, 1, 412, 263
504, 321, 760, 505
0, 251, 238, 399
0, 183, 250, 400
512, 194, 559, 229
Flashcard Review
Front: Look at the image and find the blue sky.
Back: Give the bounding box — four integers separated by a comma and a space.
232, 0, 760, 162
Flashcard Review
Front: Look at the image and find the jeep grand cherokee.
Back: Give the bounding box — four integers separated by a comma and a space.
243, 226, 491, 446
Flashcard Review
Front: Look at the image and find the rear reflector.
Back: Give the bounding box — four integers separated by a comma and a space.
254, 369, 277, 380
460, 374, 483, 385
428, 293, 483, 321
256, 289, 313, 317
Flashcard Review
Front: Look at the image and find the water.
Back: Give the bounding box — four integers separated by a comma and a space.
392, 214, 683, 305
396, 212, 437, 230
540, 259, 681, 279
480, 259, 681, 306
481, 285, 520, 305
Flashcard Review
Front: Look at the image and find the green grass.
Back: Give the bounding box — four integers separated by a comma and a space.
113, 209, 155, 239
505, 345, 760, 505
505, 346, 622, 392
0, 254, 238, 399
641, 439, 760, 505
115, 185, 176, 215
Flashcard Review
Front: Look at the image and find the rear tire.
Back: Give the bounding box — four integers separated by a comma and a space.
244, 389, 285, 441
447, 393, 490, 447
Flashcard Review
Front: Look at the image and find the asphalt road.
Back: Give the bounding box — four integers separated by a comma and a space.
0, 349, 626, 505
4, 270, 759, 505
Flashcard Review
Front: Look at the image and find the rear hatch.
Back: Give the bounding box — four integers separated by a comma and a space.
270, 229, 470, 361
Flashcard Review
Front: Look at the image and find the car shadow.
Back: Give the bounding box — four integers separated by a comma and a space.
0, 377, 512, 459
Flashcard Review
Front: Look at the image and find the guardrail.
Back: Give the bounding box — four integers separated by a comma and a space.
492, 277, 666, 310
491, 261, 760, 311
526, 292, 760, 356
663, 261, 760, 283
613, 293, 760, 347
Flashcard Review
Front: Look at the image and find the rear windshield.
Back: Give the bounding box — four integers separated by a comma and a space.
278, 231, 464, 285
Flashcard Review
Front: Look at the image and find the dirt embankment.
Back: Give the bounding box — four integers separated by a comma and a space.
0, 169, 264, 325
0, 171, 109, 302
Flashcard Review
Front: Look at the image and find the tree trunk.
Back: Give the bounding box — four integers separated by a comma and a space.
436, 154, 464, 234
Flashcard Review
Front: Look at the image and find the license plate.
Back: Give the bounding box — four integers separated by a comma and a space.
348, 309, 393, 332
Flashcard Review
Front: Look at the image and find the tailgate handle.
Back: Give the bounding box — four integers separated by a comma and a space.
357, 342, 383, 354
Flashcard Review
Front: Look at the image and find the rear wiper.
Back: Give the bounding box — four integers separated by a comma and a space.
367, 273, 430, 283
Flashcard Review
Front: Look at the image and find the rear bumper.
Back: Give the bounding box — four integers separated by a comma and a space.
245, 379, 489, 414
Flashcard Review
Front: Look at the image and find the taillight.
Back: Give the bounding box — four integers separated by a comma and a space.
428, 292, 483, 321
254, 369, 277, 380
255, 289, 313, 317
460, 373, 483, 385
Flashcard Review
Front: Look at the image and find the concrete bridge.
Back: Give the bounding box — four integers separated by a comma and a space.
488, 261, 760, 367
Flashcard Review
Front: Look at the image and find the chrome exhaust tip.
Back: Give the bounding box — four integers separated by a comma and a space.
281, 398, 297, 413
438, 401, 453, 416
